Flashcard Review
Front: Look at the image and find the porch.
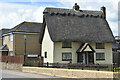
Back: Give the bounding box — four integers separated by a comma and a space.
0, 44, 9, 56
76, 43, 95, 64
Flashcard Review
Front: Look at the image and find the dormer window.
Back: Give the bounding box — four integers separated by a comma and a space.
62, 42, 72, 48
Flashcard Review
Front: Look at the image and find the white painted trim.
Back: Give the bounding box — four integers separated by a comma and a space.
2, 32, 40, 36
2, 33, 12, 36
27, 54, 38, 58
13, 32, 40, 34
0, 50, 8, 51
117, 50, 120, 52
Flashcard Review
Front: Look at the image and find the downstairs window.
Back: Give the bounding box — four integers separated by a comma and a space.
62, 53, 72, 61
96, 53, 105, 60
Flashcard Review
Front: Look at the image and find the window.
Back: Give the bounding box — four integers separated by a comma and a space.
9, 34, 13, 41
9, 51, 13, 56
96, 53, 105, 60
96, 43, 104, 49
62, 53, 72, 61
62, 42, 72, 48
44, 52, 47, 58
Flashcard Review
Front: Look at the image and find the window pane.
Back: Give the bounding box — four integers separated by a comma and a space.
62, 53, 72, 61
96, 53, 105, 60
45, 52, 47, 58
9, 51, 13, 56
9, 34, 13, 41
96, 43, 104, 49
62, 42, 71, 48
63, 54, 67, 60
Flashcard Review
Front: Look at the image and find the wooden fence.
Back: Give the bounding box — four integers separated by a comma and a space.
2, 55, 24, 64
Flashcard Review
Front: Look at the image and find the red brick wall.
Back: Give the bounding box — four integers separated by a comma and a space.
2, 55, 24, 64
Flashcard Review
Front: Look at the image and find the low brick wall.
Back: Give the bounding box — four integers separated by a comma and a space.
113, 72, 120, 79
2, 55, 24, 63
23, 67, 115, 78
2, 62, 23, 71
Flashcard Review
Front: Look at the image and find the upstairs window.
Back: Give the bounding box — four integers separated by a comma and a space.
62, 42, 72, 48
96, 43, 104, 49
9, 34, 13, 41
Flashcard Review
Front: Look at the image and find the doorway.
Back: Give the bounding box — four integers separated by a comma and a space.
77, 52, 94, 64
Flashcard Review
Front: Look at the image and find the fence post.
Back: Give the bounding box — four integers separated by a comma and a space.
115, 63, 117, 72
57, 62, 59, 68
97, 63, 99, 71
82, 63, 83, 70
47, 62, 49, 68
113, 63, 115, 72
38, 61, 40, 67
68, 63, 70, 69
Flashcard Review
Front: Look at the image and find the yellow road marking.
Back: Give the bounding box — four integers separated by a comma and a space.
23, 70, 78, 78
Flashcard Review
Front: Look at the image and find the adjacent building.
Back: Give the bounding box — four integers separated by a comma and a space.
112, 36, 120, 64
118, 21, 120, 36
0, 29, 10, 47
1, 21, 42, 57
0, 29, 10, 56
41, 3, 115, 64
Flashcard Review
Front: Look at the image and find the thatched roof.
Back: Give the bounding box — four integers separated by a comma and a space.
43, 7, 115, 43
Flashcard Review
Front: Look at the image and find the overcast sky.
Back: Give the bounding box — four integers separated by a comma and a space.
0, 0, 119, 36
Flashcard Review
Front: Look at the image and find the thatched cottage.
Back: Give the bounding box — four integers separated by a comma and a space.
40, 3, 115, 64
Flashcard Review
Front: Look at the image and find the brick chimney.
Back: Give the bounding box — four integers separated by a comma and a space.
73, 3, 80, 11
101, 6, 106, 19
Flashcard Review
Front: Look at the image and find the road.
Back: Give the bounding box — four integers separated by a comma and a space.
2, 70, 59, 78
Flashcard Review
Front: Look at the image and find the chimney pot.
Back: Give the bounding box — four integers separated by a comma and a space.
101, 6, 106, 19
73, 3, 80, 11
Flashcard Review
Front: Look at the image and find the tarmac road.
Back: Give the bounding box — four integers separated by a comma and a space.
2, 69, 58, 78
1, 70, 77, 80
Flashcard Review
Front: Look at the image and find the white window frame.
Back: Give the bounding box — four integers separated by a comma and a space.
62, 52, 72, 61
96, 53, 105, 60
9, 34, 13, 41
9, 51, 13, 56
